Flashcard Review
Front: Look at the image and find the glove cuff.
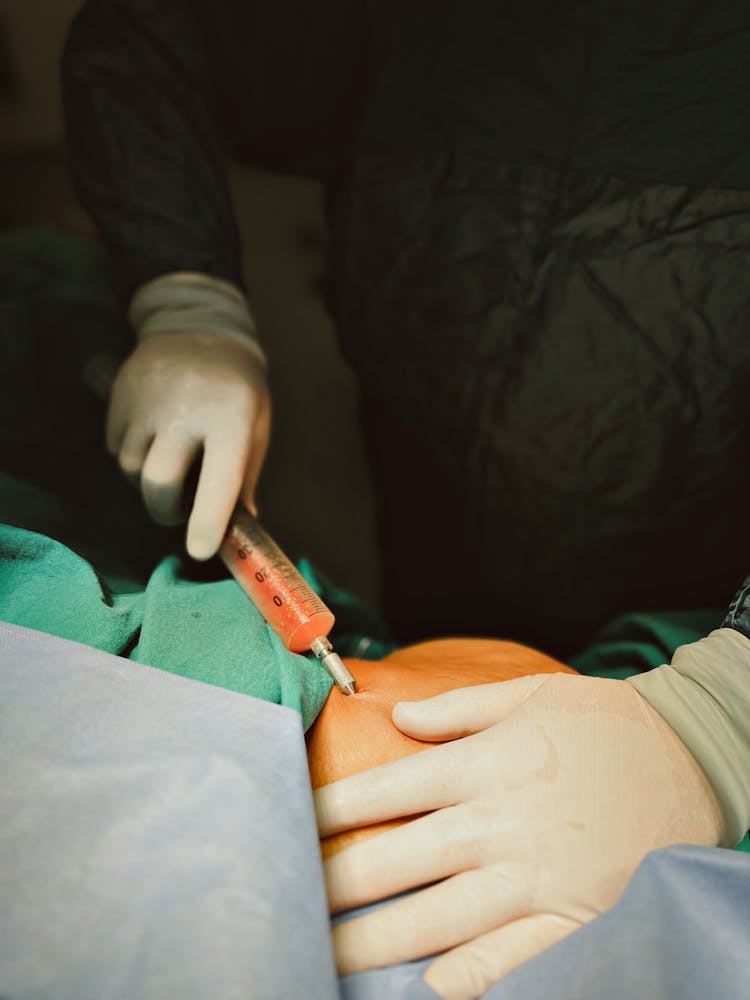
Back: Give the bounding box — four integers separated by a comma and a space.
626, 627, 750, 847
128, 272, 266, 367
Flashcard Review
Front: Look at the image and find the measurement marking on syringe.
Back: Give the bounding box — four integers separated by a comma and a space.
220, 504, 341, 657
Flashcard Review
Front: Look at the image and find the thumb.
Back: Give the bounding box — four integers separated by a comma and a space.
392, 675, 546, 741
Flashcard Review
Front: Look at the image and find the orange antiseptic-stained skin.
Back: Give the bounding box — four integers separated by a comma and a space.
306, 638, 578, 858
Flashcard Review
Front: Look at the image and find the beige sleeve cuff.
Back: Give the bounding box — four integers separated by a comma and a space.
128, 272, 266, 366
626, 627, 750, 847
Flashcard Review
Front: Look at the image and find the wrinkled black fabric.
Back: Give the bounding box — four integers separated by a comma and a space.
328, 2, 750, 650
63, 0, 750, 651
337, 159, 750, 650
723, 576, 750, 642
62, 0, 382, 297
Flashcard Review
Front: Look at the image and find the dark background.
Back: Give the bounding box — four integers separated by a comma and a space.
0, 0, 380, 605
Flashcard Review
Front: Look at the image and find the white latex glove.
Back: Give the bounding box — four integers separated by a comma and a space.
315, 674, 724, 1000
106, 329, 270, 559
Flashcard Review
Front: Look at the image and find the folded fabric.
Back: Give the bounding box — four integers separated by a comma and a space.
570, 609, 724, 679
336, 845, 750, 1000
0, 621, 338, 1000
0, 522, 331, 730
133, 554, 331, 728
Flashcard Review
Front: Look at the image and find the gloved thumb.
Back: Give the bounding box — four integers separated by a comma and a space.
392, 675, 546, 741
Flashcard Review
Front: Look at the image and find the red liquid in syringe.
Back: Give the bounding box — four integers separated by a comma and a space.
219, 505, 334, 653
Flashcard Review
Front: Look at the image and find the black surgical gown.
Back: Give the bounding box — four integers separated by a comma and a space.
63, 0, 750, 654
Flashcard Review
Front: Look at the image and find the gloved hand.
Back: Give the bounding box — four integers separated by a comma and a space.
107, 329, 270, 560
315, 674, 724, 1000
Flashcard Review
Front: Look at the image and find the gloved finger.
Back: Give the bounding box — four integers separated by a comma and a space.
392, 675, 546, 741
105, 388, 130, 455
239, 407, 271, 514
333, 864, 528, 977
423, 912, 579, 1000
325, 805, 480, 915
117, 425, 153, 486
186, 426, 251, 560
141, 430, 202, 526
314, 735, 483, 838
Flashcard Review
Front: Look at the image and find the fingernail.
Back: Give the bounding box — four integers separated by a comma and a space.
393, 700, 422, 718
187, 535, 215, 561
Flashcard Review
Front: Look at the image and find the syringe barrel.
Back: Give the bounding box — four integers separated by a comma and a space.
219, 504, 334, 653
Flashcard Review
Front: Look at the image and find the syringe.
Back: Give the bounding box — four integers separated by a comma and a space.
78, 355, 354, 690
220, 504, 358, 695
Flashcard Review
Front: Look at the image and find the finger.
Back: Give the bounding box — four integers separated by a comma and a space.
334, 865, 528, 977
186, 427, 251, 560
141, 430, 202, 526
117, 425, 154, 486
314, 736, 480, 838
326, 805, 483, 915
105, 388, 130, 455
423, 913, 579, 1000
239, 407, 271, 514
392, 676, 546, 742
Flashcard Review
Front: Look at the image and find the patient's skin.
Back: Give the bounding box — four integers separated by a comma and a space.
306, 638, 577, 857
